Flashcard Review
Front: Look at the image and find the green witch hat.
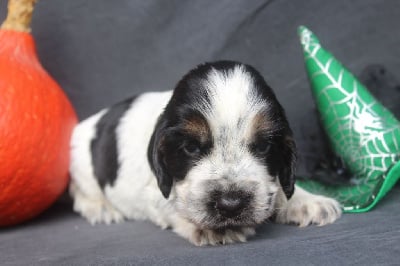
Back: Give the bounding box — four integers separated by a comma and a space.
296, 26, 400, 213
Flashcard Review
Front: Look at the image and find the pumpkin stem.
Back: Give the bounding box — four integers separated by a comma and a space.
1, 0, 38, 32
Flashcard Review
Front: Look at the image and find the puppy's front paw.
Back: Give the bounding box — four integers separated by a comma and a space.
173, 219, 255, 246
277, 193, 342, 227
190, 227, 255, 246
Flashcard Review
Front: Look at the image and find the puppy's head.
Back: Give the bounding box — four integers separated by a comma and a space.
148, 61, 296, 229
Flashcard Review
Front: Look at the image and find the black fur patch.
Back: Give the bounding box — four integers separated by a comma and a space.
91, 96, 137, 188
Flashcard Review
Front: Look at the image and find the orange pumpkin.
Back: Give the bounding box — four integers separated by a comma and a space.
0, 0, 77, 226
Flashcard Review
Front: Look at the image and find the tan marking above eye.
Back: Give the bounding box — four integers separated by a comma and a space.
183, 116, 211, 143
243, 110, 273, 142
252, 111, 272, 133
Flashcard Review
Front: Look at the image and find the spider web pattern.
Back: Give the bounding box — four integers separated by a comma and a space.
298, 28, 400, 211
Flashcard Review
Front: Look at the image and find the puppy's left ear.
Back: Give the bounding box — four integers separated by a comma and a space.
278, 135, 297, 199
147, 116, 173, 198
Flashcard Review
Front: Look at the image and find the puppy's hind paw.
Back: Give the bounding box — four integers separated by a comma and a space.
72, 190, 124, 225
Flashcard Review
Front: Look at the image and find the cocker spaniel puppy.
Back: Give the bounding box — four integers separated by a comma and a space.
69, 61, 341, 246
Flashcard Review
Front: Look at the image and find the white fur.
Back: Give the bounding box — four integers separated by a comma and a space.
69, 65, 341, 246
203, 65, 264, 123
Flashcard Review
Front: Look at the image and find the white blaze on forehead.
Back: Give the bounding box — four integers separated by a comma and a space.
202, 65, 265, 137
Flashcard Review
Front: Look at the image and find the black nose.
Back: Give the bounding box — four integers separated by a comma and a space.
215, 193, 247, 218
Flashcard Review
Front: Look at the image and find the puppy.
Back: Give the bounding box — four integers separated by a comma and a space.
69, 61, 341, 246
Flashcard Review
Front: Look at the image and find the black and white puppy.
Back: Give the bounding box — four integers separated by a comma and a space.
69, 61, 341, 246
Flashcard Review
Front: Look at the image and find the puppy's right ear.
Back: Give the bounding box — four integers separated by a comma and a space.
147, 116, 173, 198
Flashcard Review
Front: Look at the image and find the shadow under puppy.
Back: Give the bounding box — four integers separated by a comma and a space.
69, 61, 341, 246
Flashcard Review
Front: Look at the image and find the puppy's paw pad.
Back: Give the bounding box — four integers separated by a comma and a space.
281, 196, 341, 227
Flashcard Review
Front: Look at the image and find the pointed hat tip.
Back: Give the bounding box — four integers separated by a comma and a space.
298, 25, 320, 49
297, 25, 307, 36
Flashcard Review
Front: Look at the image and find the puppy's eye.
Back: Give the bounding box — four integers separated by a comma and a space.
254, 142, 271, 155
251, 141, 272, 156
182, 141, 201, 156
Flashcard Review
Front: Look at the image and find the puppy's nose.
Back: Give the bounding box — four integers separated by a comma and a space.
216, 193, 246, 218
